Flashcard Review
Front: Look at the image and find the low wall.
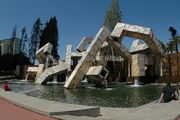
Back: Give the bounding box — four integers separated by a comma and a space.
157, 76, 180, 83
162, 52, 180, 76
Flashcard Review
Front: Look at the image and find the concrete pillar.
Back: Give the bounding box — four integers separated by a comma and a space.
16, 65, 20, 77
76, 37, 93, 52
131, 54, 145, 77
65, 45, 72, 72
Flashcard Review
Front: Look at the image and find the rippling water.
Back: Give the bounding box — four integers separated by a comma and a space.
0, 80, 167, 107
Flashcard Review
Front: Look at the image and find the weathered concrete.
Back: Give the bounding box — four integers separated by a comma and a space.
0, 88, 179, 120
27, 67, 39, 72
64, 27, 111, 88
65, 45, 72, 71
64, 26, 132, 88
30, 23, 165, 87
54, 99, 180, 120
130, 39, 148, 53
36, 43, 53, 64
109, 23, 165, 78
26, 42, 69, 84
111, 23, 164, 56
86, 66, 109, 85
0, 89, 100, 117
35, 60, 69, 84
76, 37, 93, 52
131, 54, 145, 77
106, 37, 131, 60
35, 64, 45, 79
26, 43, 59, 83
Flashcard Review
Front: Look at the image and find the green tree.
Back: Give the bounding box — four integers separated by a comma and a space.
173, 35, 180, 52
104, 0, 122, 32
22, 33, 28, 56
167, 27, 180, 76
166, 41, 174, 54
158, 40, 166, 53
103, 0, 122, 80
169, 27, 180, 53
29, 18, 42, 64
39, 16, 59, 59
20, 27, 26, 54
9, 25, 17, 54
11, 25, 17, 39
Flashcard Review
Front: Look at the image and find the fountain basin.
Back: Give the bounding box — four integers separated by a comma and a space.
0, 80, 166, 108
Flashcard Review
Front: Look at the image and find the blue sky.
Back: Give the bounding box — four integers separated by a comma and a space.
0, 0, 180, 59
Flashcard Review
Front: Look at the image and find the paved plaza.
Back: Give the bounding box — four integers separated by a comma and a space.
0, 99, 59, 120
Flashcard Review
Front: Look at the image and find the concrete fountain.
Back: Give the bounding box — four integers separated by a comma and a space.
26, 22, 164, 89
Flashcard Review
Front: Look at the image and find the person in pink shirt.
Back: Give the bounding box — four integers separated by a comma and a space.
3, 81, 11, 91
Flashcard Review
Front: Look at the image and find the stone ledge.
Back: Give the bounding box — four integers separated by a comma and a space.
0, 89, 100, 117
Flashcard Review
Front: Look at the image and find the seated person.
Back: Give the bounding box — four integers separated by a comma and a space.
159, 83, 174, 103
172, 85, 179, 100
3, 81, 11, 91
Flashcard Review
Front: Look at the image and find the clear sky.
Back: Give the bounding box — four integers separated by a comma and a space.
0, 0, 180, 59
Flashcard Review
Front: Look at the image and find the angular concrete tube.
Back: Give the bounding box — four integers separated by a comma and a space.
36, 42, 53, 64
64, 27, 111, 88
111, 23, 165, 56
76, 37, 93, 52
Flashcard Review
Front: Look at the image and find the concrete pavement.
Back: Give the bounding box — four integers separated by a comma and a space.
54, 100, 180, 120
0, 99, 59, 120
0, 88, 179, 120
0, 89, 100, 117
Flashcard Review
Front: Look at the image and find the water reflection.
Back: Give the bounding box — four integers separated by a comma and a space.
0, 80, 164, 108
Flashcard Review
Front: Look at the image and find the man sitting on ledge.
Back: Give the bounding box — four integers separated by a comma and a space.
159, 83, 179, 103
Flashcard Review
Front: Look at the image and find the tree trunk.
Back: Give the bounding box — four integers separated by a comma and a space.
168, 54, 172, 76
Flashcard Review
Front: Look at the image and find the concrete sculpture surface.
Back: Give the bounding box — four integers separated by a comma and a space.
111, 23, 164, 56
64, 27, 111, 88
26, 22, 164, 89
26, 43, 68, 84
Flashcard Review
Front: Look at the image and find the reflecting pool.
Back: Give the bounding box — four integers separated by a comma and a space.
0, 80, 167, 108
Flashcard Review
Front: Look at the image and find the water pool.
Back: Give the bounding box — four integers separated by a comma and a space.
0, 80, 165, 108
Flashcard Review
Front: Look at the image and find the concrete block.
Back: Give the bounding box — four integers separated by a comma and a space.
35, 61, 68, 84
64, 27, 110, 88
65, 45, 72, 71
130, 39, 149, 53
131, 54, 145, 77
111, 23, 164, 56
27, 67, 39, 72
106, 37, 130, 60
36, 43, 53, 64
76, 37, 93, 52
86, 66, 109, 86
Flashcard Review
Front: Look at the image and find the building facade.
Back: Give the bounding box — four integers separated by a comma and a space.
0, 38, 21, 55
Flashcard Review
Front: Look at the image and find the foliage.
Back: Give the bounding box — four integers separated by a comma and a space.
168, 27, 180, 53
29, 18, 42, 64
166, 27, 180, 76
103, 0, 122, 76
104, 0, 122, 32
39, 16, 59, 59
158, 40, 167, 53
0, 54, 30, 73
11, 25, 17, 39
166, 41, 174, 54
20, 27, 28, 56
